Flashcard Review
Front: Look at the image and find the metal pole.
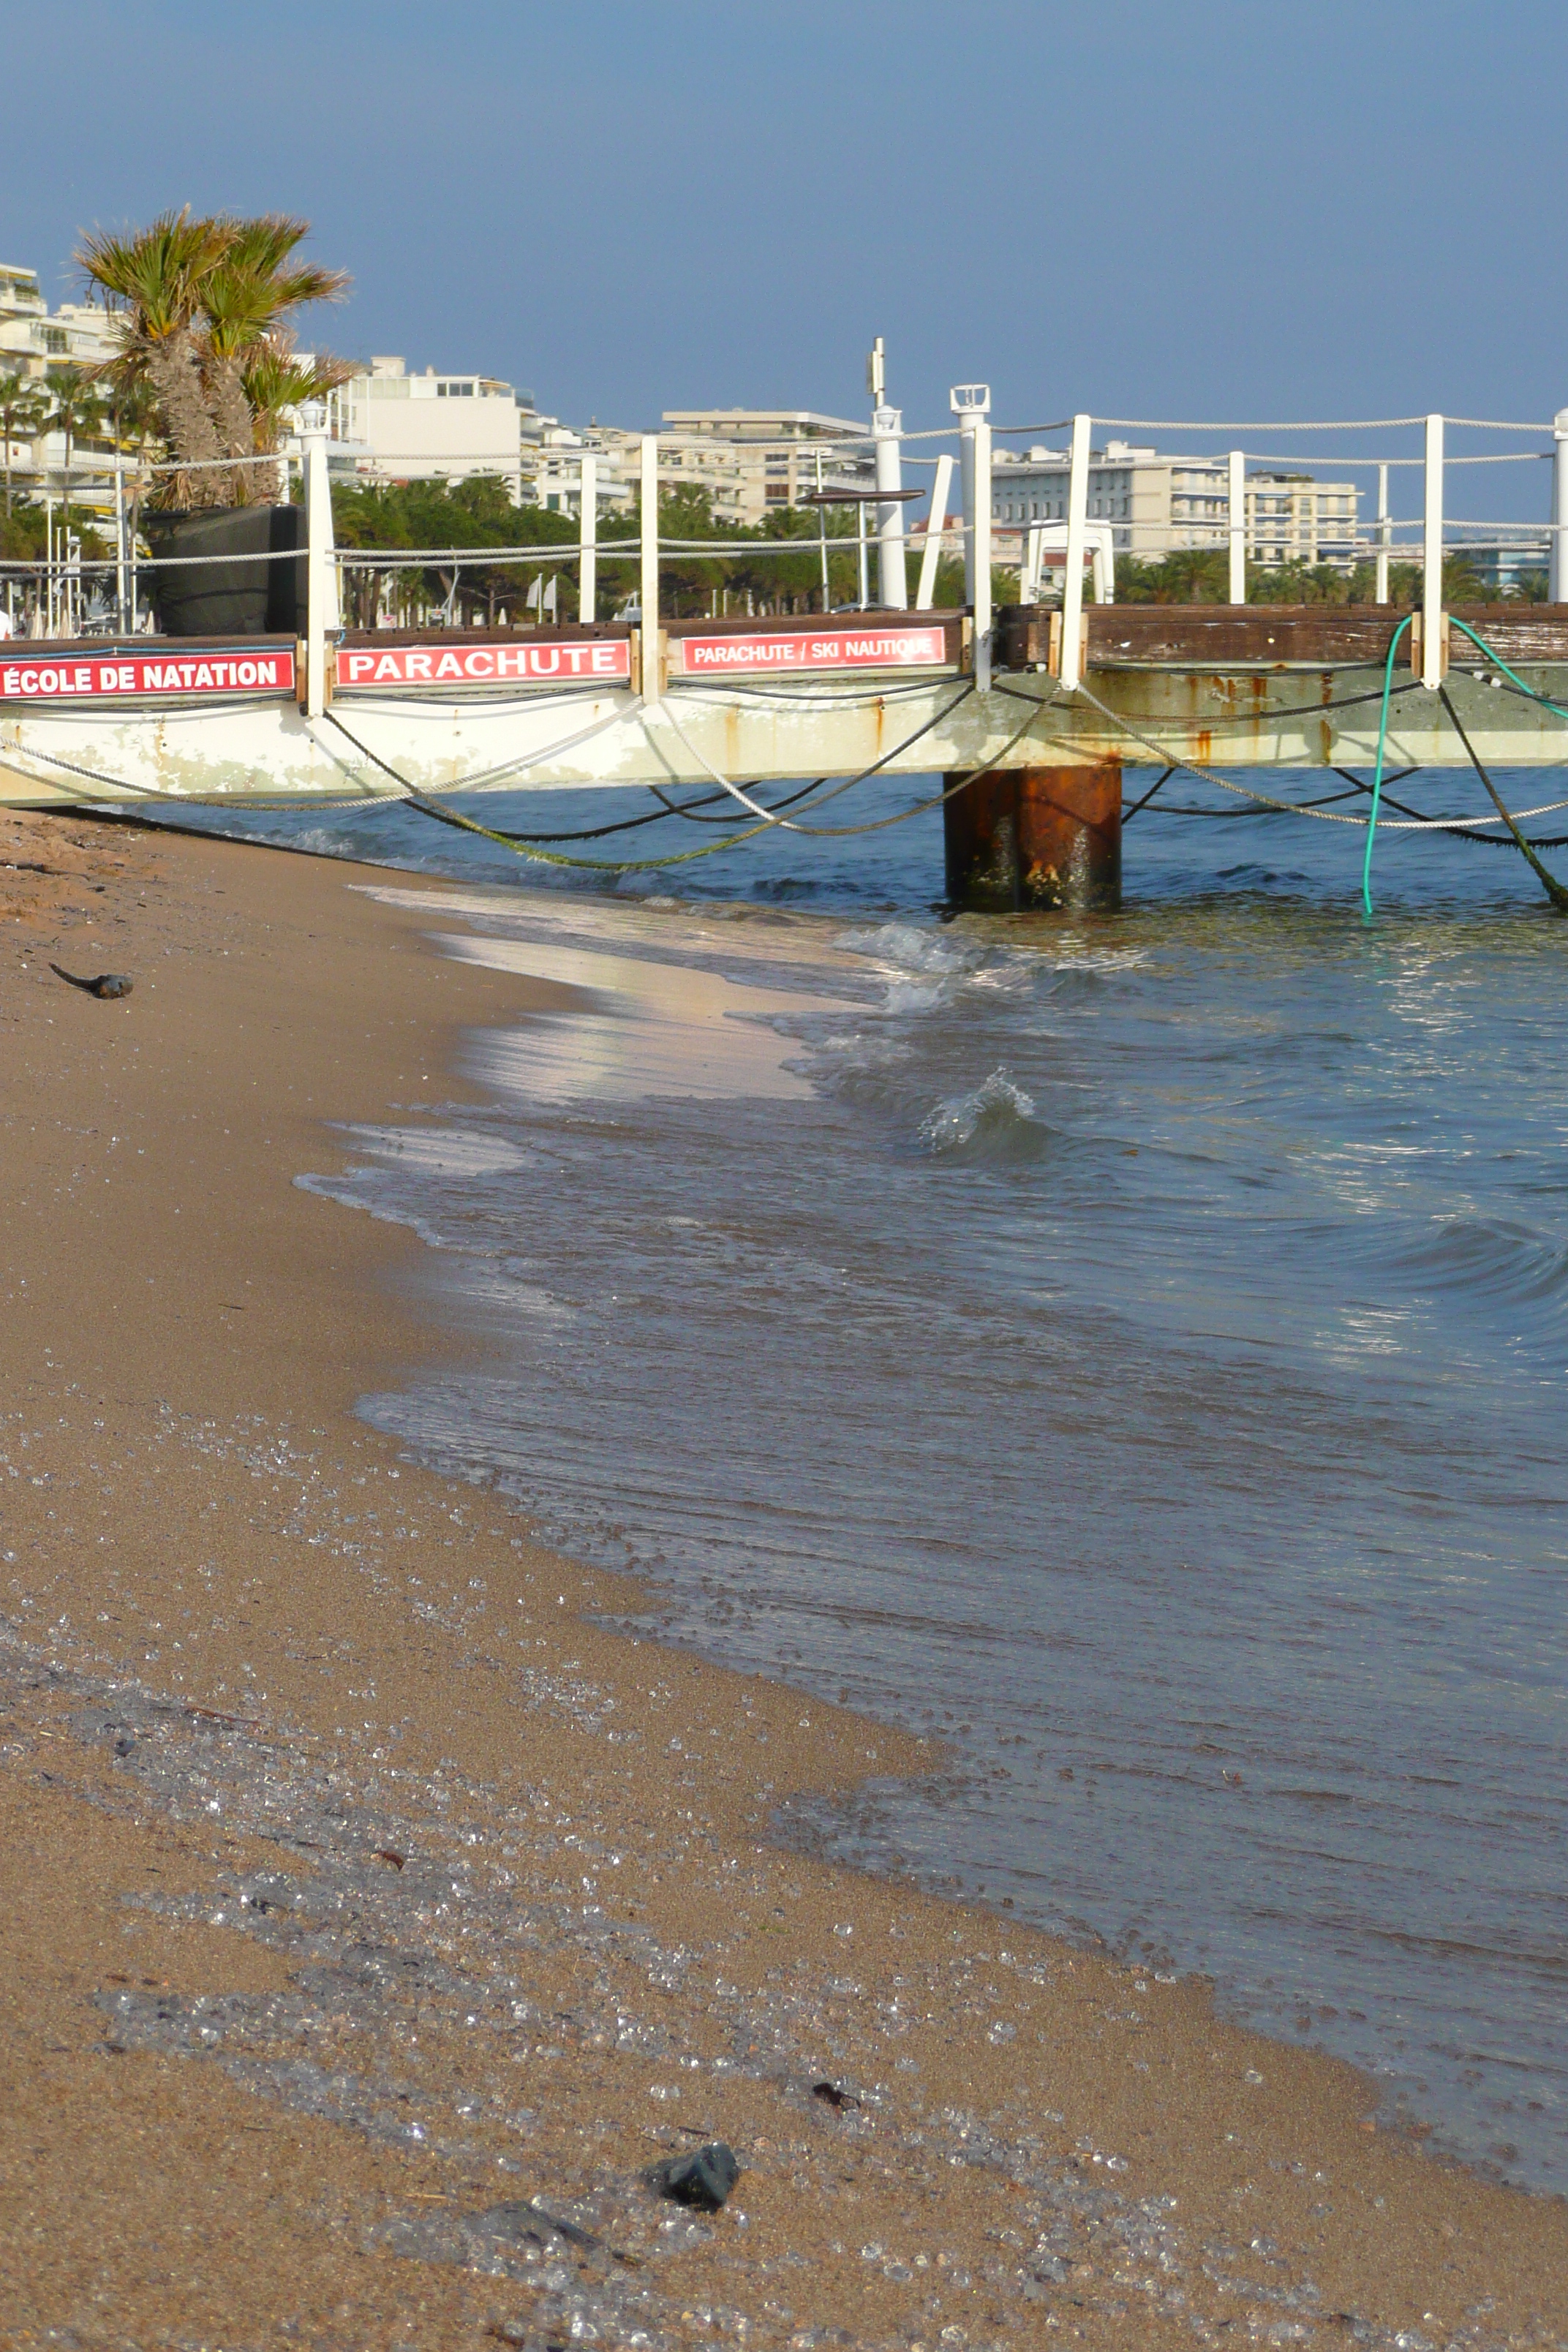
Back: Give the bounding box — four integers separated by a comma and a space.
873, 404, 907, 609
578, 451, 597, 623
1375, 461, 1390, 606
953, 385, 993, 686
958, 415, 978, 606
639, 433, 660, 702
1551, 411, 1568, 603
972, 419, 992, 690
128, 470, 139, 635
1422, 412, 1444, 690
1227, 449, 1245, 604
815, 450, 829, 613
304, 429, 334, 717
1060, 412, 1092, 693
113, 457, 127, 633
916, 451, 954, 611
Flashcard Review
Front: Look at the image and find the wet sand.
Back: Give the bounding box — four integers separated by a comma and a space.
1, 806, 1565, 2352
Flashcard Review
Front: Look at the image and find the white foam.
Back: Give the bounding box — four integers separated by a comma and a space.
919, 1069, 1038, 1152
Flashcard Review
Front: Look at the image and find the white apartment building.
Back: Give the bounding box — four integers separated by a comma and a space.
0, 264, 119, 379
992, 440, 1360, 570
660, 410, 874, 524
529, 408, 874, 527
325, 355, 536, 497
0, 265, 124, 520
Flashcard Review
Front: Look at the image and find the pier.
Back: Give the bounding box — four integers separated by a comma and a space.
7, 402, 1568, 909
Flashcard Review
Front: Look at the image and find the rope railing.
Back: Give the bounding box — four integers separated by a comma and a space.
5, 403, 1565, 666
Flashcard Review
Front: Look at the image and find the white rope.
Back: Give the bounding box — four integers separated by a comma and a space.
1234, 451, 1545, 468
135, 451, 298, 475
644, 681, 993, 834
1036, 679, 1568, 831
314, 698, 638, 796
1093, 416, 1428, 433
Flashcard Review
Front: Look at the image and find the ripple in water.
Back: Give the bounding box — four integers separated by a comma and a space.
218, 767, 1568, 2193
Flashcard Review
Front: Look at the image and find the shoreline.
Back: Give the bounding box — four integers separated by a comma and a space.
3, 805, 1566, 2351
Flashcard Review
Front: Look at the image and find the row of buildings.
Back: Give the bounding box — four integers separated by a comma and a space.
1, 260, 1545, 581
990, 441, 1361, 572
324, 355, 876, 529
327, 363, 1373, 573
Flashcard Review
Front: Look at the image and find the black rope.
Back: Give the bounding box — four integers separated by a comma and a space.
1121, 767, 1175, 821
483, 772, 832, 844
1437, 685, 1568, 911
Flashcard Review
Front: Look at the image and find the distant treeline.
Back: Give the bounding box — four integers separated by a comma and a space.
326, 475, 978, 626
1109, 548, 1546, 606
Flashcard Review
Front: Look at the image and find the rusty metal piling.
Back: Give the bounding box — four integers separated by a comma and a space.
943, 758, 1123, 913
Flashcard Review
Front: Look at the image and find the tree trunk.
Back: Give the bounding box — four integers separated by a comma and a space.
146, 331, 222, 508
206, 351, 258, 505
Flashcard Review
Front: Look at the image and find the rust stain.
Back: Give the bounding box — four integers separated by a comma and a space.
1194, 728, 1213, 766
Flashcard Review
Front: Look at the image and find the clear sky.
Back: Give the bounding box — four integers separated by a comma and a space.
7, 0, 1564, 516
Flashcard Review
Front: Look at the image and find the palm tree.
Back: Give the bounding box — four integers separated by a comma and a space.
199, 214, 349, 470
45, 367, 108, 529
78, 208, 235, 507
79, 211, 350, 510
238, 340, 351, 478
0, 369, 48, 517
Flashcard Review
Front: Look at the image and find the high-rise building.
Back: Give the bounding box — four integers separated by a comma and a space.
992, 440, 1360, 570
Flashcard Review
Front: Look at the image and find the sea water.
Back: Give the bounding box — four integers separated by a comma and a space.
173, 768, 1568, 2190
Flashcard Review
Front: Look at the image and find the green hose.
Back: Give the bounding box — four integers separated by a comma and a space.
1361, 611, 1413, 919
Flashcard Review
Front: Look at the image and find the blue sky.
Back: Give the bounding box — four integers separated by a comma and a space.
7, 1, 1564, 516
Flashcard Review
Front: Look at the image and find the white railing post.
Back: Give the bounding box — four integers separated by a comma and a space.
973, 415, 992, 683
1375, 461, 1390, 606
1422, 412, 1444, 690
639, 433, 660, 702
915, 451, 954, 611
953, 385, 990, 637
952, 385, 992, 687
303, 430, 336, 717
1551, 411, 1568, 603
873, 404, 908, 609
578, 451, 597, 623
1227, 449, 1245, 604
1021, 521, 1042, 608
1060, 412, 1092, 691
112, 456, 128, 633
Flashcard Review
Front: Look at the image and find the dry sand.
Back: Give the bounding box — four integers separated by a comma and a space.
1, 805, 1564, 2352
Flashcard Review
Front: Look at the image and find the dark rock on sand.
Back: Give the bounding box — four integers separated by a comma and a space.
647, 2141, 740, 2211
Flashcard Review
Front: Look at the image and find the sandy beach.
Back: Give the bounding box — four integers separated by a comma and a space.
2, 804, 1565, 2352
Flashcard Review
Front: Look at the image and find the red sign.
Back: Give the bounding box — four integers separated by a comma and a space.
671, 625, 949, 677
0, 647, 295, 701
336, 640, 631, 690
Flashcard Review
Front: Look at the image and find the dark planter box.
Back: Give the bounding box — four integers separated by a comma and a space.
140, 503, 304, 638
